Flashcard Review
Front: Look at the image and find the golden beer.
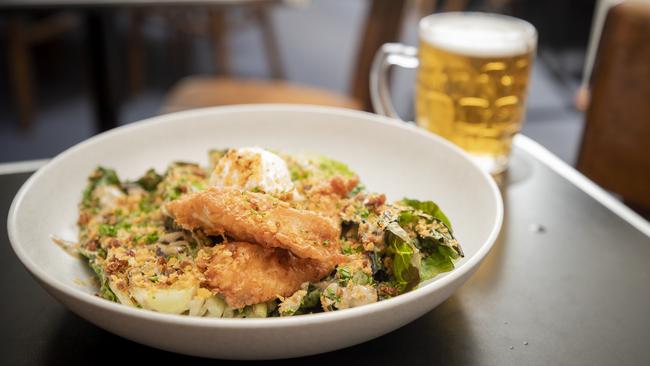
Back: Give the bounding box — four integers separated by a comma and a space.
415, 13, 536, 173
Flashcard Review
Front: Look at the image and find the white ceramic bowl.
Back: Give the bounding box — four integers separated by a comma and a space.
8, 105, 502, 360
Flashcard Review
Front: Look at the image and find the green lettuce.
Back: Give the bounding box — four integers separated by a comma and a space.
398, 198, 463, 258
208, 148, 228, 169
400, 198, 452, 230
396, 199, 463, 281
314, 156, 355, 178
288, 286, 323, 316
79, 250, 117, 302
300, 286, 323, 310
385, 222, 420, 292
82, 167, 121, 208
136, 168, 163, 191
419, 246, 456, 281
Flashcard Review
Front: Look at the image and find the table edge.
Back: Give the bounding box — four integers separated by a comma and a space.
1, 137, 648, 238
514, 134, 650, 238
0, 159, 49, 175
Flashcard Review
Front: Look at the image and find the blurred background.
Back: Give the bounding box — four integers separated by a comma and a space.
0, 0, 594, 161
0, 0, 648, 213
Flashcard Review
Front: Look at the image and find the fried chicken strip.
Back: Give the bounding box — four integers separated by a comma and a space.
165, 187, 346, 264
196, 242, 332, 308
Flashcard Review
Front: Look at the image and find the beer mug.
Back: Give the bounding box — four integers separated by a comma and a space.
371, 12, 537, 174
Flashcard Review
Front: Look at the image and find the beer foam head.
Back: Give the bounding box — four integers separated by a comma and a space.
420, 12, 537, 57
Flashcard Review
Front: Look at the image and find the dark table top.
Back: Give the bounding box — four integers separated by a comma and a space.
2, 137, 649, 365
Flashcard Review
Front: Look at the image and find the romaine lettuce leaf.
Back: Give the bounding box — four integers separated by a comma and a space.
395, 198, 463, 282
385, 222, 420, 292
136, 168, 163, 191
79, 249, 117, 302
400, 198, 452, 230
313, 156, 355, 178
398, 198, 463, 258
299, 286, 322, 310
419, 246, 456, 281
283, 154, 357, 184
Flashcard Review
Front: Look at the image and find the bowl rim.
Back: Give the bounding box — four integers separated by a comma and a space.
7, 104, 503, 329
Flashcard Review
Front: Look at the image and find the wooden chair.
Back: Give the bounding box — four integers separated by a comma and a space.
576, 2, 650, 212
127, 1, 285, 96
162, 0, 411, 113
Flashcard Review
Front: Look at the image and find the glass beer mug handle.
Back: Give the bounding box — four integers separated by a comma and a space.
370, 43, 419, 120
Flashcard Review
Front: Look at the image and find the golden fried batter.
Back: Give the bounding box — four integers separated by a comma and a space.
196, 242, 332, 308
165, 187, 346, 264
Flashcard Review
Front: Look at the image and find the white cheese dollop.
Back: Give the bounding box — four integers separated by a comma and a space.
209, 147, 294, 195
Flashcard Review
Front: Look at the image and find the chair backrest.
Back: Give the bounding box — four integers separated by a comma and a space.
576, 2, 650, 208
349, 0, 410, 110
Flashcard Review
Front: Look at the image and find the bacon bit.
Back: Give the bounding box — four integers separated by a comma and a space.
329, 176, 347, 196
126, 249, 135, 257
86, 239, 98, 251
157, 256, 167, 266
105, 259, 128, 275
346, 176, 360, 191
330, 176, 360, 197
108, 239, 122, 248
366, 193, 386, 208
77, 212, 92, 226
378, 283, 400, 297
